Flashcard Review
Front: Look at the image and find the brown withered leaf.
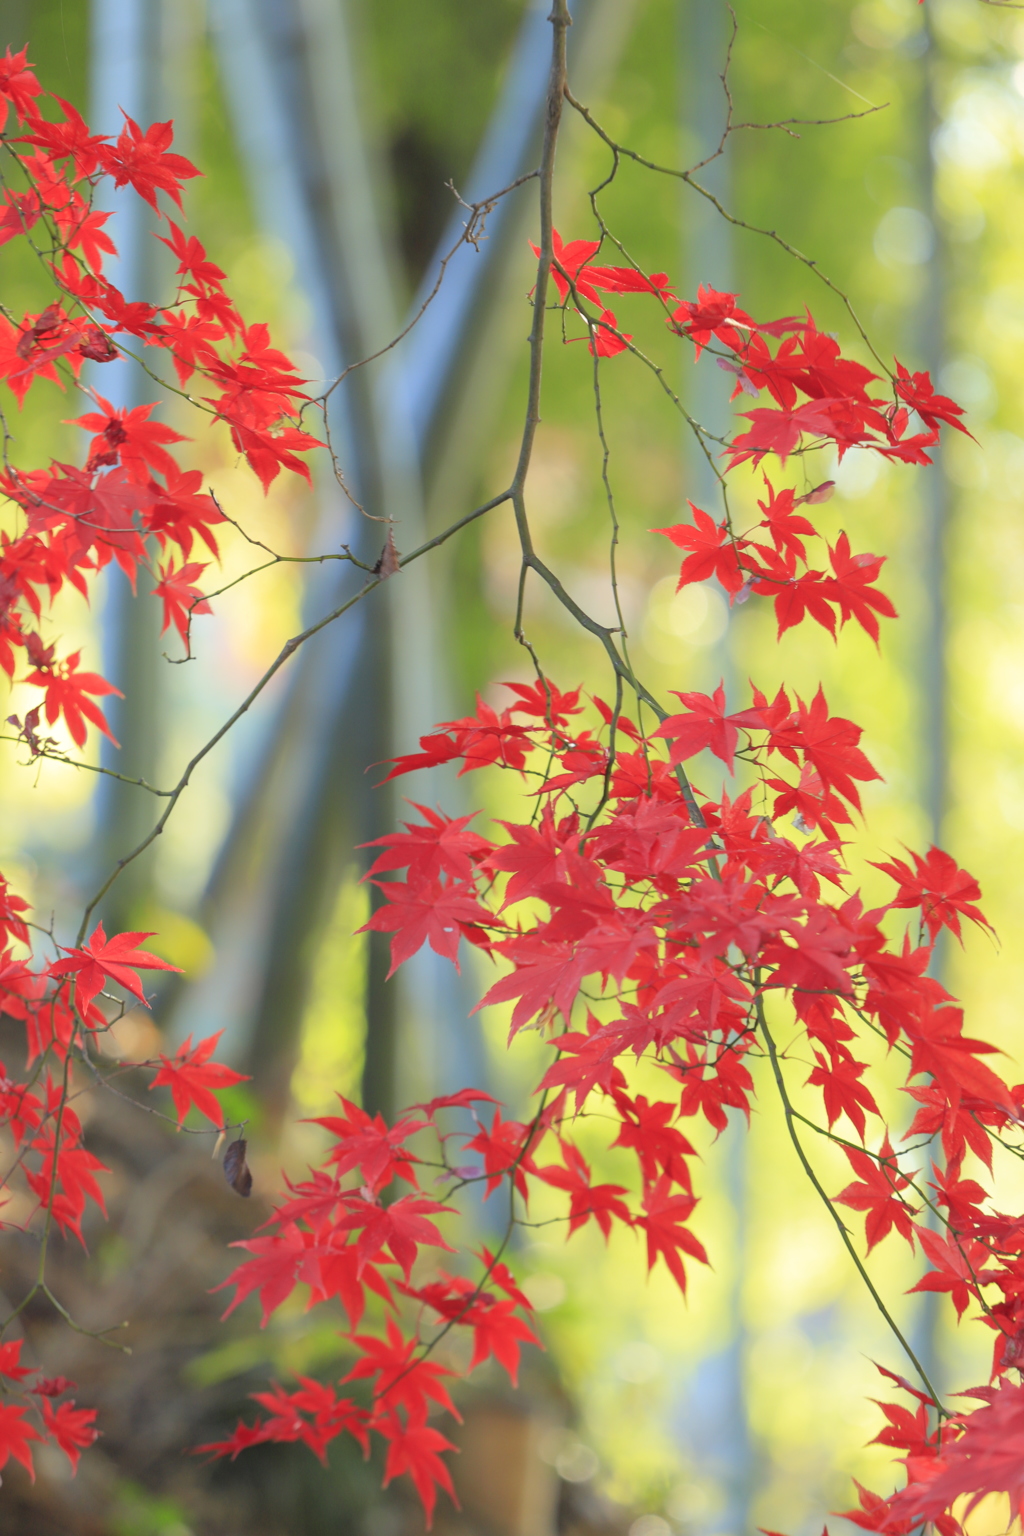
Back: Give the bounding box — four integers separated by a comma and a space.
223, 1138, 252, 1198
374, 526, 400, 580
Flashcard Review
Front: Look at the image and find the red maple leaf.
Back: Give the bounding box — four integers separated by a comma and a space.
400, 1273, 541, 1385
149, 1030, 248, 1127
477, 1246, 534, 1310
0, 1402, 40, 1481
98, 114, 199, 212
894, 362, 972, 438
868, 1396, 937, 1460
0, 307, 77, 404
362, 873, 493, 976
834, 1134, 918, 1252
30, 1376, 77, 1398
902, 1082, 996, 1170
0, 187, 42, 250
770, 570, 836, 639
49, 921, 180, 1015
839, 1478, 919, 1536
337, 1192, 455, 1280
216, 1223, 321, 1326
482, 806, 581, 908
0, 1340, 34, 1383
905, 1004, 1012, 1111
761, 906, 854, 995
310, 1097, 424, 1195
379, 1412, 459, 1531
726, 398, 849, 468
656, 504, 745, 592
505, 676, 584, 725
767, 686, 881, 813
76, 466, 154, 583
146, 462, 226, 558
908, 1226, 995, 1319
0, 875, 29, 948
475, 936, 590, 1038
676, 1045, 754, 1134
537, 228, 602, 302
72, 395, 188, 481
155, 310, 226, 386
872, 845, 990, 943
412, 1087, 499, 1119
806, 1049, 881, 1139
315, 1239, 395, 1329
40, 1398, 99, 1473
583, 262, 674, 298
222, 417, 320, 492
158, 220, 227, 288
536, 1139, 631, 1238
460, 1295, 540, 1384
362, 805, 491, 886
635, 1175, 709, 1294
653, 683, 747, 768
756, 476, 817, 565
587, 307, 631, 357
203, 322, 307, 418
825, 532, 897, 641
378, 731, 463, 782
25, 649, 122, 749
931, 1155, 988, 1231
670, 283, 757, 357
883, 1378, 1024, 1528
462, 1108, 538, 1200
346, 1317, 459, 1422
152, 559, 211, 649
26, 1129, 109, 1243
195, 1419, 273, 1462
610, 1091, 696, 1191
21, 93, 107, 177
0, 45, 43, 124
540, 233, 674, 309
537, 1021, 629, 1111
247, 1379, 368, 1462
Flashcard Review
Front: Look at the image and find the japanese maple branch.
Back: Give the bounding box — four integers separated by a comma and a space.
755, 988, 948, 1413
506, 0, 569, 575
502, 1, 708, 831
75, 488, 513, 937
562, 87, 891, 379
0, 736, 173, 796
367, 1098, 551, 1404
314, 169, 541, 411
791, 1106, 1002, 1313
688, 5, 885, 174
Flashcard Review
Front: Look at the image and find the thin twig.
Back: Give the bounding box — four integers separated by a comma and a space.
756, 990, 948, 1413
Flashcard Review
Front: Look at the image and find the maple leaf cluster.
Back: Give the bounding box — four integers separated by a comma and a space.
207, 241, 1008, 1526
0, 45, 303, 1486
545, 227, 966, 466
0, 47, 321, 748
549, 224, 964, 470
0, 1337, 97, 1482
537, 228, 974, 647
203, 1096, 546, 1527
215, 669, 1015, 1523
0, 906, 248, 1476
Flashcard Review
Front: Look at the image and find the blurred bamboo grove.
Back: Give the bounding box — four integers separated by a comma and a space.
1, 1, 1024, 1534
